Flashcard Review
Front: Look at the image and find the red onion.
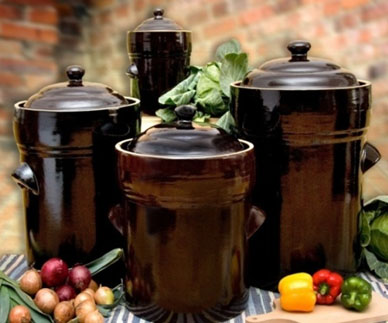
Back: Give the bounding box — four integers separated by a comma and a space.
69, 265, 91, 291
40, 258, 68, 287
55, 284, 77, 301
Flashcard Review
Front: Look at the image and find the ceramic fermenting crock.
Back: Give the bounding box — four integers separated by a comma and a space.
127, 8, 191, 115
114, 105, 263, 322
230, 41, 381, 289
12, 65, 141, 268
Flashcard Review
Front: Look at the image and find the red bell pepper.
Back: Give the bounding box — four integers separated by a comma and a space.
312, 269, 343, 305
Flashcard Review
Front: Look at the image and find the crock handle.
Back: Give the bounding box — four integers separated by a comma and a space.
246, 205, 266, 239
11, 163, 39, 195
109, 204, 124, 236
361, 142, 381, 173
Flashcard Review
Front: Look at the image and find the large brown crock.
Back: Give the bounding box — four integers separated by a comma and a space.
12, 65, 141, 269
127, 8, 191, 115
114, 106, 263, 322
230, 41, 381, 289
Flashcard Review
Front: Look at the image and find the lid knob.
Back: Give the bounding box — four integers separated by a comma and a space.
175, 105, 196, 129
287, 40, 311, 62
66, 65, 85, 86
153, 8, 164, 20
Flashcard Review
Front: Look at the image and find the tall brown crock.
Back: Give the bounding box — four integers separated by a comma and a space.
12, 66, 141, 269
114, 106, 263, 322
230, 41, 381, 289
127, 8, 191, 115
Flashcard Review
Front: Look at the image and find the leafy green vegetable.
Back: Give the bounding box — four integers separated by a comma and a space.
85, 248, 123, 276
358, 196, 388, 279
216, 111, 237, 135
215, 39, 241, 61
0, 286, 10, 323
156, 39, 249, 126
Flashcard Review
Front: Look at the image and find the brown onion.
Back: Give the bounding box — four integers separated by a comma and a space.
74, 291, 93, 308
94, 286, 114, 305
34, 288, 59, 314
83, 288, 95, 298
76, 299, 97, 323
54, 301, 75, 323
84, 309, 104, 323
19, 269, 42, 296
8, 305, 31, 323
88, 279, 98, 292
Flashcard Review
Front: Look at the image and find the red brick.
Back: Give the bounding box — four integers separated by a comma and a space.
24, 73, 56, 91
0, 57, 57, 74
28, 7, 58, 25
202, 17, 237, 38
212, 1, 229, 17
115, 4, 130, 20
341, 0, 369, 9
0, 4, 23, 20
0, 22, 58, 44
4, 0, 54, 5
134, 0, 146, 11
274, 0, 301, 13
0, 72, 23, 87
238, 6, 273, 26
324, 1, 341, 15
187, 9, 210, 25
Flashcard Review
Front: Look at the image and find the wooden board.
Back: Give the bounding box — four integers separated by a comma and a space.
246, 292, 388, 323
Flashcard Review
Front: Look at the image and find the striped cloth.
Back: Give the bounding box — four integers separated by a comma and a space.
1, 254, 388, 322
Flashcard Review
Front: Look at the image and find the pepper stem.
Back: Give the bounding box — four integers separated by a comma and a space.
319, 283, 330, 296
348, 291, 357, 305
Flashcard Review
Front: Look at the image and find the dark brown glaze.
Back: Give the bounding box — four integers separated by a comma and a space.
230, 81, 375, 289
115, 140, 256, 321
12, 98, 140, 268
127, 31, 191, 115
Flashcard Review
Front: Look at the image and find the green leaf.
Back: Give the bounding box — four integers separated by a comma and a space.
364, 248, 388, 279
158, 72, 200, 107
216, 111, 237, 135
0, 286, 10, 323
155, 108, 177, 123
219, 53, 248, 98
195, 63, 227, 116
215, 39, 241, 61
359, 209, 374, 247
85, 248, 124, 276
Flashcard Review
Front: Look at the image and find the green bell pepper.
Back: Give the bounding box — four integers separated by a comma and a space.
340, 276, 372, 311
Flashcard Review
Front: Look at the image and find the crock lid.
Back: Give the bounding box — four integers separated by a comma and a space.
133, 8, 184, 32
242, 40, 358, 88
25, 65, 127, 111
127, 105, 244, 157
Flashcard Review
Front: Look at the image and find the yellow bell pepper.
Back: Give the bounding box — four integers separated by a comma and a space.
278, 272, 316, 312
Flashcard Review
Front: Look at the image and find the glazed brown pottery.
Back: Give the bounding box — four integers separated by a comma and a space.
113, 105, 263, 322
230, 41, 380, 289
12, 65, 141, 269
127, 8, 191, 115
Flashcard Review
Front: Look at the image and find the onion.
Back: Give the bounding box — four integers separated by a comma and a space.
83, 288, 95, 298
75, 300, 97, 323
19, 269, 42, 296
69, 265, 91, 291
54, 301, 75, 323
55, 284, 77, 301
94, 286, 114, 305
40, 258, 69, 287
74, 291, 93, 308
88, 279, 98, 292
8, 305, 31, 323
84, 309, 104, 323
34, 288, 59, 314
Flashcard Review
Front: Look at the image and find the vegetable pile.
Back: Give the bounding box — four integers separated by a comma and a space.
156, 39, 249, 130
0, 248, 124, 323
359, 196, 388, 280
278, 269, 372, 313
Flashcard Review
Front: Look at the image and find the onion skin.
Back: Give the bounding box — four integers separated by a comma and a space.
69, 265, 91, 291
34, 288, 59, 314
76, 299, 97, 323
74, 292, 93, 308
55, 284, 77, 301
54, 301, 75, 323
40, 258, 69, 287
84, 309, 104, 323
8, 305, 31, 323
19, 269, 42, 296
83, 288, 95, 298
94, 286, 114, 305
88, 280, 98, 292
